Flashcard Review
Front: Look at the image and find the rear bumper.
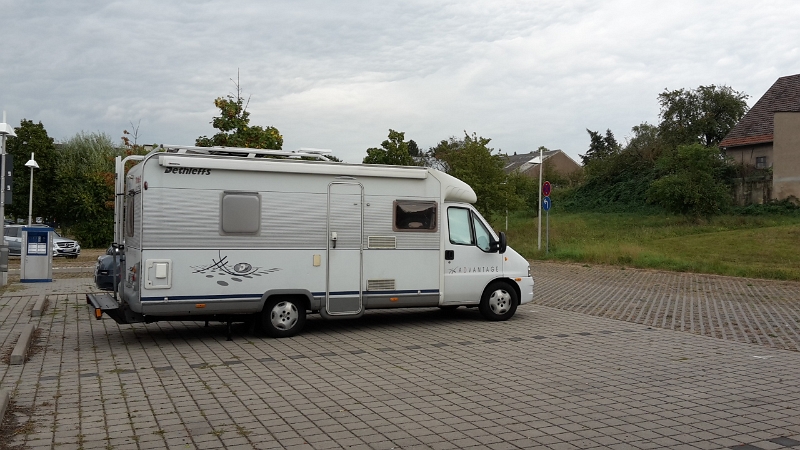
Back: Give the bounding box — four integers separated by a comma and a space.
86, 293, 131, 324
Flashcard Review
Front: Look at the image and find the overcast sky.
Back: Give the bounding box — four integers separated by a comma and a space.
2, 0, 799, 163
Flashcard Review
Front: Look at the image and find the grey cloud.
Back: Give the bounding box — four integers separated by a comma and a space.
1, 0, 799, 162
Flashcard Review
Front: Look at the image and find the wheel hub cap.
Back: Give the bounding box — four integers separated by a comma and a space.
488, 289, 511, 314
271, 301, 299, 330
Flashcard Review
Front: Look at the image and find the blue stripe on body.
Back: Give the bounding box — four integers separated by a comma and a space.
141, 289, 440, 302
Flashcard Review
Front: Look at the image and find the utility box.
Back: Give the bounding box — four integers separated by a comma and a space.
21, 226, 52, 283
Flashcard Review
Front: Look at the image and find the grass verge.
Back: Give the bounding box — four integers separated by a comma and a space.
499, 211, 800, 281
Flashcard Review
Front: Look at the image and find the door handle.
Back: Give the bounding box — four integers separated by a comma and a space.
330, 231, 338, 249
445, 250, 454, 260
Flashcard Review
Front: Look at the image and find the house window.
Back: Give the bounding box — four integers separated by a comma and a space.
755, 156, 767, 169
220, 192, 261, 235
393, 200, 437, 231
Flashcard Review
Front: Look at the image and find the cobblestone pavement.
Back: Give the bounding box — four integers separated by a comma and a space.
1, 270, 800, 450
531, 262, 800, 352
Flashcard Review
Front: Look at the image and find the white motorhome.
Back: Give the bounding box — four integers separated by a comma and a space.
87, 145, 534, 337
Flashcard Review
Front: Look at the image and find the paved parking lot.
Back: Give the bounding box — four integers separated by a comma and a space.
531, 261, 800, 352
1, 265, 799, 450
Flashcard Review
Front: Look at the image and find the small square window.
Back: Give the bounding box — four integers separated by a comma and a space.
394, 200, 437, 232
755, 156, 767, 169
220, 192, 261, 235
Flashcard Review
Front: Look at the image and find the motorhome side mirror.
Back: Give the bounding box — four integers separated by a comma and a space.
498, 232, 507, 254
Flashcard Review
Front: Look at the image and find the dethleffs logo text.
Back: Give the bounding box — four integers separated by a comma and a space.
164, 167, 211, 175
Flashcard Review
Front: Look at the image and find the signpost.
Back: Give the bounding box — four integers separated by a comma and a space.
542, 181, 552, 254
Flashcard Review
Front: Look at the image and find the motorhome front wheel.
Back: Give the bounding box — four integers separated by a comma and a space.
479, 281, 518, 321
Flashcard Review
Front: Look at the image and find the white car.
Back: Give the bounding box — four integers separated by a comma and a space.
3, 225, 81, 259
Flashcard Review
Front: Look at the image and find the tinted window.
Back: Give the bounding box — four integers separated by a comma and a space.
394, 200, 437, 231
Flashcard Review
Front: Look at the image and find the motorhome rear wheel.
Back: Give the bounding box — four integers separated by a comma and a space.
262, 297, 307, 338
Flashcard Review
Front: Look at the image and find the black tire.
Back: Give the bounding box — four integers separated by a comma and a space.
479, 281, 518, 321
261, 297, 306, 338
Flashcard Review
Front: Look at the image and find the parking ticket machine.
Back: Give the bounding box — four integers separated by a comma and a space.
20, 226, 53, 282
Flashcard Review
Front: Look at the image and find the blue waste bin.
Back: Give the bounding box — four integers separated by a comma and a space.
21, 226, 53, 282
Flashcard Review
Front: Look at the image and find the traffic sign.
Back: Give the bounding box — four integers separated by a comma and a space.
542, 181, 551, 197
542, 196, 551, 211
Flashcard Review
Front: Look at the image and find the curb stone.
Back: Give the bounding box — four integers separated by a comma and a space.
10, 324, 36, 365
31, 295, 46, 317
0, 389, 9, 424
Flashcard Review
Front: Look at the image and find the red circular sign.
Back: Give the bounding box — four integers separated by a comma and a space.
542, 181, 551, 197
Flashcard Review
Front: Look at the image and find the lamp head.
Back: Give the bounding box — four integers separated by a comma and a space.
25, 152, 38, 169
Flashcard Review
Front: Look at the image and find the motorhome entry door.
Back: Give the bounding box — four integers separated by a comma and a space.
326, 182, 364, 315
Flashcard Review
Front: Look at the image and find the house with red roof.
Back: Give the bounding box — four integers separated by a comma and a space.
720, 73, 800, 202
503, 149, 582, 184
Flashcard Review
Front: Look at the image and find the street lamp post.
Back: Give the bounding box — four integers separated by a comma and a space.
0, 111, 16, 286
25, 153, 38, 226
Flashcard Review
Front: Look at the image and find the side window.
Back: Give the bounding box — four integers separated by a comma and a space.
472, 214, 492, 252
394, 200, 437, 231
220, 191, 261, 235
447, 207, 473, 245
125, 193, 135, 238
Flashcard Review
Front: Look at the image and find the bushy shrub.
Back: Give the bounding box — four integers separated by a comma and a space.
646, 144, 732, 216
735, 197, 800, 216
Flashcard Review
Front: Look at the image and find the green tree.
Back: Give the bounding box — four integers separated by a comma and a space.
646, 144, 733, 216
407, 139, 421, 157
362, 129, 417, 166
562, 126, 659, 211
428, 132, 516, 217
51, 132, 127, 247
580, 129, 621, 166
196, 78, 282, 149
5, 119, 59, 223
658, 85, 749, 148
563, 84, 748, 214
506, 170, 539, 212
624, 122, 665, 163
